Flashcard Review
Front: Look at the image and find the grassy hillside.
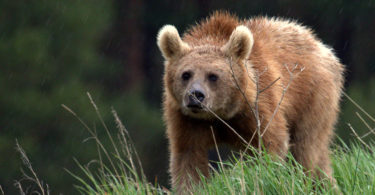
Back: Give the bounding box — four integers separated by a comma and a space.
14, 94, 375, 195
63, 143, 374, 195
197, 144, 375, 194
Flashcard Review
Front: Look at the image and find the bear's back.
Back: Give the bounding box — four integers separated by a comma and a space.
183, 11, 344, 124
183, 12, 342, 76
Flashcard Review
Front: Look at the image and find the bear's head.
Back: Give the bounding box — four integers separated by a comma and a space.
157, 25, 254, 120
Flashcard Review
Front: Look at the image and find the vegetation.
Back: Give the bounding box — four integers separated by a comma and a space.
13, 94, 375, 195
66, 143, 375, 195
67, 95, 375, 195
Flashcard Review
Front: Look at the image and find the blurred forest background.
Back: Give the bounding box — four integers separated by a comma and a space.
1, 0, 375, 194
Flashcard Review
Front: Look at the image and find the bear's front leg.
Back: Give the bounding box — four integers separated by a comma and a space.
235, 113, 290, 159
259, 117, 290, 159
168, 125, 213, 194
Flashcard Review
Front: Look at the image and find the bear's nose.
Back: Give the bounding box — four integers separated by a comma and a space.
187, 90, 205, 108
192, 90, 205, 102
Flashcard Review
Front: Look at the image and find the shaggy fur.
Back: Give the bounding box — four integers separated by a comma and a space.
157, 11, 344, 193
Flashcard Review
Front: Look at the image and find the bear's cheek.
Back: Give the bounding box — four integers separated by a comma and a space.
207, 90, 226, 112
171, 81, 187, 104
217, 86, 241, 118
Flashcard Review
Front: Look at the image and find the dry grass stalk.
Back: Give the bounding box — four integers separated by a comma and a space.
210, 126, 224, 171
86, 92, 125, 181
261, 63, 303, 137
63, 94, 150, 192
15, 140, 49, 195
356, 112, 375, 139
343, 92, 375, 123
61, 104, 120, 181
13, 181, 25, 195
111, 108, 145, 181
210, 126, 235, 195
347, 123, 373, 152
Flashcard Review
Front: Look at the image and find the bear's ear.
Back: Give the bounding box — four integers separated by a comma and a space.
221, 25, 253, 61
157, 25, 190, 60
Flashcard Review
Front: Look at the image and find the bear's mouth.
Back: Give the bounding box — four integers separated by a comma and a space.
187, 101, 204, 114
189, 107, 202, 113
181, 103, 208, 117
181, 104, 215, 119
187, 103, 203, 110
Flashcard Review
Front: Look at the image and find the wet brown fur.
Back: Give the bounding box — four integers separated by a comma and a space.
158, 11, 344, 193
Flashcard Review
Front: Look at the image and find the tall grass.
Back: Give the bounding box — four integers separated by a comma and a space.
64, 93, 375, 194
190, 142, 375, 194
14, 92, 375, 194
61, 93, 167, 194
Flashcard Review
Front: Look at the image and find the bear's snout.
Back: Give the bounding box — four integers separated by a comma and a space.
185, 82, 207, 110
187, 90, 205, 109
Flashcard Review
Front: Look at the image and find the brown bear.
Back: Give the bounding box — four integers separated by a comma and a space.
157, 11, 344, 193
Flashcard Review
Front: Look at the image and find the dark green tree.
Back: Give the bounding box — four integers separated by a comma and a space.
0, 0, 163, 193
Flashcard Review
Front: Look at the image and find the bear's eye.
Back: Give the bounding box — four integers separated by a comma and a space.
182, 72, 191, 81
208, 74, 218, 82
